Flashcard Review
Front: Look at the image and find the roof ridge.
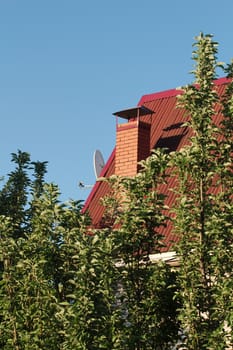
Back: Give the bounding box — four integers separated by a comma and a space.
138, 76, 231, 106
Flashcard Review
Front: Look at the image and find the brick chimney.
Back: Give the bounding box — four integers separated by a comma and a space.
113, 106, 153, 177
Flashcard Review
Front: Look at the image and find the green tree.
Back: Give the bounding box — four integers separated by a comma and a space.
61, 227, 121, 350
101, 149, 180, 350
173, 33, 233, 349
0, 153, 89, 348
0, 150, 31, 239
0, 152, 120, 349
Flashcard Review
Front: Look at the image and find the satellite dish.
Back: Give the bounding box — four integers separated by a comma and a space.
93, 150, 105, 179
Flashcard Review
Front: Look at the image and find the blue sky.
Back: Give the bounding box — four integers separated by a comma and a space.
0, 0, 232, 202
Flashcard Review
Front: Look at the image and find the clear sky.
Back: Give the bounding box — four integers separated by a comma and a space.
0, 0, 233, 202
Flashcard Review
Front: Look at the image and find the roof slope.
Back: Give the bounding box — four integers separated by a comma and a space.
83, 77, 230, 250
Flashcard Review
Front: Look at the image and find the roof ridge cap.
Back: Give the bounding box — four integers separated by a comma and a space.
138, 76, 231, 106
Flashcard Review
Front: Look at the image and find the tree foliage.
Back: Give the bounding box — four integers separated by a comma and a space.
0, 149, 180, 349
101, 149, 180, 349
172, 33, 233, 349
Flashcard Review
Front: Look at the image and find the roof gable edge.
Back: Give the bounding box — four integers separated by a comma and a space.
82, 148, 116, 213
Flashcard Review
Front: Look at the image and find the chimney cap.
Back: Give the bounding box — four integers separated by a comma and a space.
113, 105, 153, 119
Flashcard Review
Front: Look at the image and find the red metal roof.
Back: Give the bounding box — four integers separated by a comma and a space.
83, 77, 230, 251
